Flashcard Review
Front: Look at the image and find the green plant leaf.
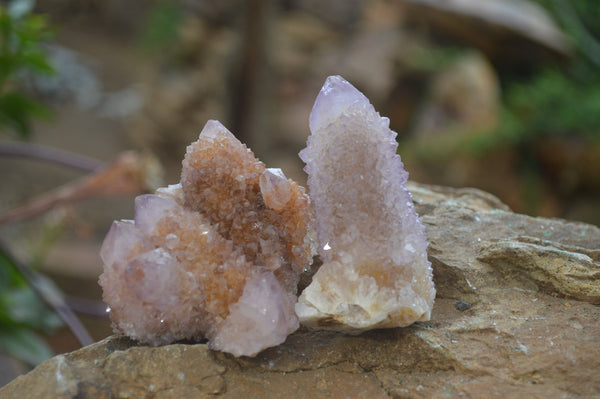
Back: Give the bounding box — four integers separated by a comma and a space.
0, 91, 49, 137
0, 12, 14, 39
0, 5, 54, 137
140, 1, 183, 54
0, 245, 63, 338
21, 50, 53, 74
0, 249, 26, 290
0, 287, 63, 331
0, 325, 53, 366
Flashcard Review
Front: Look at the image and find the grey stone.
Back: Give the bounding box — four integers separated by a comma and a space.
453, 300, 472, 311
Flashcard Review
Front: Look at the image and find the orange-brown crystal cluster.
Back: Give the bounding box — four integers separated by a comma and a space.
99, 120, 312, 357
182, 122, 313, 292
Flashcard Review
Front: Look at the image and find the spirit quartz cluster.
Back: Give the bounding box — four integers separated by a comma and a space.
99, 75, 435, 357
296, 76, 435, 331
99, 120, 312, 357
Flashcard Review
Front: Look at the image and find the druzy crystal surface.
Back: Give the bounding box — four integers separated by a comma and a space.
296, 76, 436, 332
99, 120, 312, 357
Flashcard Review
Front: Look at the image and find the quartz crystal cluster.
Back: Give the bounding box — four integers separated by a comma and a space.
296, 75, 436, 332
99, 120, 312, 357
100, 75, 435, 357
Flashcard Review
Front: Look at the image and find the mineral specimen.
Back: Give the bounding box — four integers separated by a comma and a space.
296, 75, 436, 332
99, 120, 312, 357
100, 75, 436, 356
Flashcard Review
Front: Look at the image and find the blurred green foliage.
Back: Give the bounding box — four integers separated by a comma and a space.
0, 247, 62, 366
0, 0, 53, 138
464, 0, 600, 154
0, 0, 61, 367
399, 0, 600, 221
468, 68, 600, 154
465, 0, 600, 218
536, 0, 600, 49
139, 1, 183, 55
498, 0, 600, 143
407, 45, 464, 73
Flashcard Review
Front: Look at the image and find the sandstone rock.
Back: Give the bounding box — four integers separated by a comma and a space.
3, 182, 600, 398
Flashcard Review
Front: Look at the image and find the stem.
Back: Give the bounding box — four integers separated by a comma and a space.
0, 141, 104, 172
65, 296, 109, 318
0, 240, 94, 347
0, 151, 150, 225
553, 0, 600, 68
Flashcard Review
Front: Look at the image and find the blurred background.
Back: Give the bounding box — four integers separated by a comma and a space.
0, 0, 599, 386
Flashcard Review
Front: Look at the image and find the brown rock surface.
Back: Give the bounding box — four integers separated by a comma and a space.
2, 182, 600, 398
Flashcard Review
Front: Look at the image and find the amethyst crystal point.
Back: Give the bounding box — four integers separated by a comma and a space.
308, 75, 369, 134
297, 75, 436, 332
210, 272, 299, 357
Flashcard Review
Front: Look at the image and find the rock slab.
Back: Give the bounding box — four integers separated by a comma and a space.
2, 182, 600, 398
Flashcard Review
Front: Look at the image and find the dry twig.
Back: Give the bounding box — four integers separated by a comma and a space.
0, 151, 162, 225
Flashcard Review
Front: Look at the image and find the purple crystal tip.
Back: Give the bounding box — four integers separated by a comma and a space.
309, 75, 368, 134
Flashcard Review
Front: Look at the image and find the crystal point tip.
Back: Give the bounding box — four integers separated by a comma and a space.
199, 119, 236, 141
309, 75, 368, 134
